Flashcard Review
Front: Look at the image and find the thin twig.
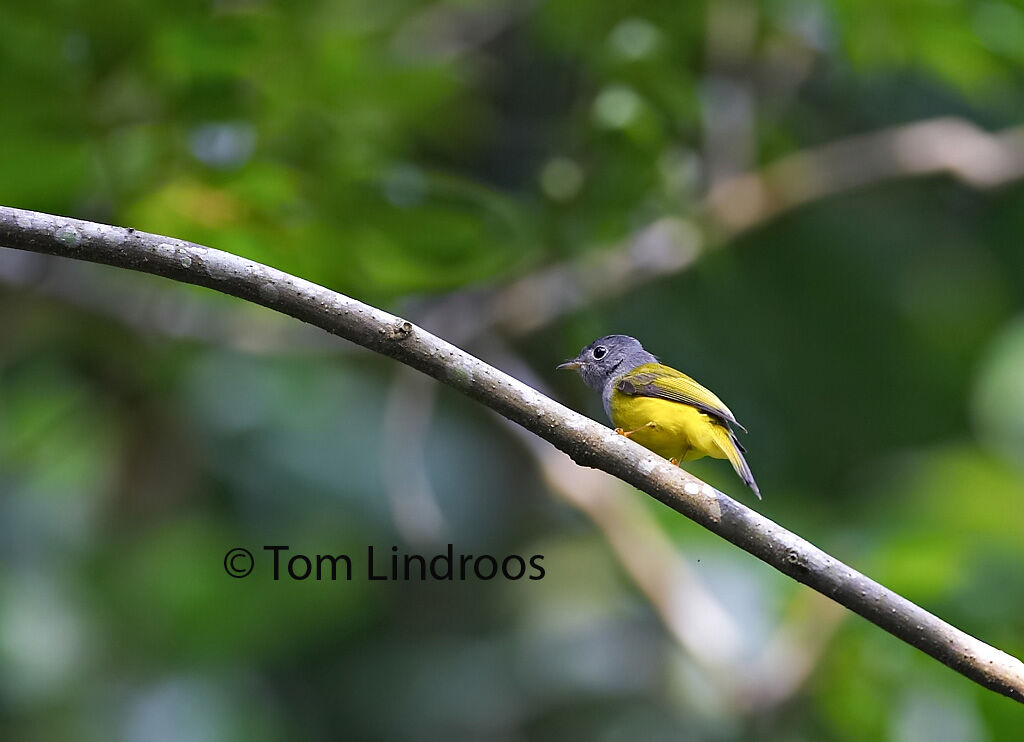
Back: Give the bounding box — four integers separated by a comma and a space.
1, 205, 1022, 703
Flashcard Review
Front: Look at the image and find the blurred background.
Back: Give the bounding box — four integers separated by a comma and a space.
1, 0, 1024, 739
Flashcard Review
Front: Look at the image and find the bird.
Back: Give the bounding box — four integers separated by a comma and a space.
557, 334, 760, 499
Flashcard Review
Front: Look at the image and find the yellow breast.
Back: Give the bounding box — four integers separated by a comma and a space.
608, 389, 728, 462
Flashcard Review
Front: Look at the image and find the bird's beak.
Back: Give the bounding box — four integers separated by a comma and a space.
556, 360, 582, 371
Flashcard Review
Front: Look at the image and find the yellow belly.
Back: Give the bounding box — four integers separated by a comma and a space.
608, 391, 728, 462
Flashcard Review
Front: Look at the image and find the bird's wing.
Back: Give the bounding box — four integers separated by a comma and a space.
615, 363, 748, 433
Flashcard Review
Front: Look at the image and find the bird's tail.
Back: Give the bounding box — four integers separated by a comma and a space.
713, 426, 761, 499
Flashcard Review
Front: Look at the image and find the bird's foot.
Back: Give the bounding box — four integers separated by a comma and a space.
616, 422, 657, 438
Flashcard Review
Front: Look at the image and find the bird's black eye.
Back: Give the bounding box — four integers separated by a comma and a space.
592, 346, 607, 360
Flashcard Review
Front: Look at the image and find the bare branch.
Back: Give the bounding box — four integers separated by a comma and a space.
421, 117, 1024, 341
419, 217, 705, 343
2, 205, 1022, 704
703, 117, 1024, 239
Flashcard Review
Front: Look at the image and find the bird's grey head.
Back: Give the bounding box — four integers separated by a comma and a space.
557, 335, 657, 391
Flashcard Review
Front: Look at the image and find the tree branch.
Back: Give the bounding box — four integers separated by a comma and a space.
419, 117, 1024, 343
2, 205, 1022, 704
703, 117, 1024, 239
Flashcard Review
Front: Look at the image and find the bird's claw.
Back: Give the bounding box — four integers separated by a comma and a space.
616, 422, 657, 439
